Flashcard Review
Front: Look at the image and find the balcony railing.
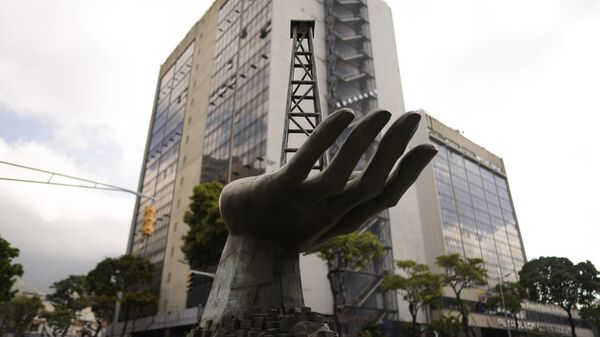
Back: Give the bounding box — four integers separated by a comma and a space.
336, 0, 367, 6
333, 31, 364, 41
331, 11, 366, 23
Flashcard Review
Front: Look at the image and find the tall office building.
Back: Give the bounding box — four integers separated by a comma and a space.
123, 1, 585, 336
123, 0, 405, 335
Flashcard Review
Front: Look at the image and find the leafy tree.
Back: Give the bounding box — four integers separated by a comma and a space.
381, 260, 442, 337
0, 295, 43, 337
358, 322, 385, 337
580, 301, 600, 326
87, 258, 119, 297
121, 290, 157, 335
580, 301, 600, 335
48, 275, 88, 309
519, 257, 600, 337
87, 255, 156, 337
86, 258, 122, 337
435, 254, 487, 337
0, 235, 24, 302
85, 294, 115, 337
42, 305, 74, 337
430, 315, 461, 337
317, 232, 384, 335
43, 275, 90, 337
485, 282, 528, 330
181, 182, 227, 270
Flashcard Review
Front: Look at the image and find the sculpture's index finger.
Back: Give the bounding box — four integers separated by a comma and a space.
284, 108, 355, 182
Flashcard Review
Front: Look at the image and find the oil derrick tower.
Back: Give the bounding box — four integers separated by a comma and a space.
281, 14, 398, 335
281, 20, 327, 170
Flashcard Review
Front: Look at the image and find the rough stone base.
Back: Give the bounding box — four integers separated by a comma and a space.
186, 307, 337, 337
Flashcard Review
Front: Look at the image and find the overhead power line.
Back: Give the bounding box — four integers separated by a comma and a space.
0, 160, 154, 201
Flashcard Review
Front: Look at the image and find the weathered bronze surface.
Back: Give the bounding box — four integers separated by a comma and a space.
200, 109, 437, 331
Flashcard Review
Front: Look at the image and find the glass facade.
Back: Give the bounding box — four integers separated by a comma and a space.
201, 0, 272, 183
131, 43, 195, 266
431, 139, 525, 285
187, 0, 272, 308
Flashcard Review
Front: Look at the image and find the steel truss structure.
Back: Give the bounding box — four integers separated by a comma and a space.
280, 20, 327, 170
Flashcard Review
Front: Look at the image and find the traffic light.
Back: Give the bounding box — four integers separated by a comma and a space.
141, 205, 156, 236
186, 271, 193, 293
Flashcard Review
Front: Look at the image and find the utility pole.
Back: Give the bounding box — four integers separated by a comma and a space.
498, 268, 513, 337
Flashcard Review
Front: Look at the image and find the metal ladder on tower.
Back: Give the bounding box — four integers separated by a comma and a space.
280, 20, 327, 171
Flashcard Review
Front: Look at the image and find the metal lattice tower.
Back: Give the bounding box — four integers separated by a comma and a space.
280, 20, 327, 171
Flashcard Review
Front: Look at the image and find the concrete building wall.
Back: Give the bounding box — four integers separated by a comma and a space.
425, 113, 505, 174
269, 0, 334, 315
367, 0, 429, 323
267, 0, 329, 173
157, 1, 222, 313
129, 0, 421, 327
368, 0, 405, 118
387, 111, 440, 323
269, 0, 411, 316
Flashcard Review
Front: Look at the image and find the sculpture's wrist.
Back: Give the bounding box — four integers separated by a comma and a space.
200, 234, 304, 329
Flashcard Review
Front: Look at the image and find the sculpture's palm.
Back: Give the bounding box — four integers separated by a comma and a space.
220, 109, 437, 253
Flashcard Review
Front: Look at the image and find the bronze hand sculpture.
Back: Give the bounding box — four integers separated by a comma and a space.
200, 109, 437, 329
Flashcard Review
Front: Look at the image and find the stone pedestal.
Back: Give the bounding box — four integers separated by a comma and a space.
188, 306, 336, 337
200, 235, 304, 331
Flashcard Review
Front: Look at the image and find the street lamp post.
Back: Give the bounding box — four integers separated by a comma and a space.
498, 269, 513, 337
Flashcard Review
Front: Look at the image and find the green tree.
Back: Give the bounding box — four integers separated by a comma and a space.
85, 294, 115, 337
317, 232, 384, 335
84, 257, 118, 336
485, 282, 528, 330
519, 257, 600, 337
358, 322, 385, 337
580, 301, 600, 334
435, 254, 487, 337
381, 260, 442, 337
121, 290, 157, 335
43, 275, 89, 337
0, 235, 24, 302
181, 182, 227, 270
87, 255, 156, 337
42, 305, 74, 337
0, 295, 43, 337
430, 315, 461, 337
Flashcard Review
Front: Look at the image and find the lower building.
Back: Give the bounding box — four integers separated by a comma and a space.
388, 111, 595, 337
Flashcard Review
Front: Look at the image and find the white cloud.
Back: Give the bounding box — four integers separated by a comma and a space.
0, 138, 134, 261
0, 0, 598, 291
389, 0, 600, 266
0, 0, 212, 289
0, 0, 213, 180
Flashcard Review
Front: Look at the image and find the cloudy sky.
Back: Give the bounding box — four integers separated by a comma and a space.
0, 0, 598, 292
